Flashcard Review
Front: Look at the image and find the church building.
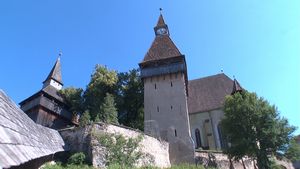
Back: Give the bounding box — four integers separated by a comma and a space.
19, 57, 77, 129
139, 13, 243, 156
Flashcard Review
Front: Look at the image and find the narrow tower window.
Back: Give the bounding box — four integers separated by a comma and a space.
155, 83, 157, 89
175, 129, 177, 137
195, 128, 202, 148
157, 106, 159, 112
171, 105, 173, 110
171, 82, 173, 87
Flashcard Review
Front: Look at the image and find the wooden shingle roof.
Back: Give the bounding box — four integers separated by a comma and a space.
188, 73, 233, 114
0, 90, 65, 168
43, 57, 63, 85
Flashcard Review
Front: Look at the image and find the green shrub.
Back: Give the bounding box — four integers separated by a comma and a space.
93, 132, 143, 167
68, 152, 86, 165
42, 163, 93, 169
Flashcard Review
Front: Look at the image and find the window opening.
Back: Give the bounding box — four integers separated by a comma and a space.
195, 128, 202, 148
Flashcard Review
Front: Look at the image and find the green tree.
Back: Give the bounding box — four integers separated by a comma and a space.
84, 65, 118, 120
59, 87, 84, 115
116, 69, 144, 130
80, 110, 91, 127
285, 136, 300, 162
221, 91, 296, 169
93, 132, 143, 167
99, 93, 118, 123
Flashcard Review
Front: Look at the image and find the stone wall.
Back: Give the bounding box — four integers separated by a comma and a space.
59, 123, 171, 168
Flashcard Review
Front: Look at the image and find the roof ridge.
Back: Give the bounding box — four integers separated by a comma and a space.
189, 73, 230, 82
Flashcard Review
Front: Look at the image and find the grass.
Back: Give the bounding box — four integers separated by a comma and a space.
42, 163, 212, 169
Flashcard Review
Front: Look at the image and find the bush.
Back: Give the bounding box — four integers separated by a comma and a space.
68, 152, 86, 165
42, 163, 93, 169
93, 132, 143, 167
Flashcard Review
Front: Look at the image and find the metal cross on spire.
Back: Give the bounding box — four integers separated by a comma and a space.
159, 8, 163, 14
58, 51, 62, 59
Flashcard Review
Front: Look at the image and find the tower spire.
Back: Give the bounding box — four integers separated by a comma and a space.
154, 11, 169, 36
231, 77, 243, 94
43, 54, 63, 90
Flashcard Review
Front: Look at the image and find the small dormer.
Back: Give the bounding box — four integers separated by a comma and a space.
43, 57, 63, 90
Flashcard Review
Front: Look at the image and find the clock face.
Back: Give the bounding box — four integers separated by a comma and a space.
156, 27, 168, 35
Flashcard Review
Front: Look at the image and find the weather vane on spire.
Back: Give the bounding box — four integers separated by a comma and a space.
58, 51, 62, 59
159, 8, 163, 14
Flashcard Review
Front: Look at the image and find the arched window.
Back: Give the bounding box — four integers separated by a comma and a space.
218, 124, 228, 149
195, 128, 202, 148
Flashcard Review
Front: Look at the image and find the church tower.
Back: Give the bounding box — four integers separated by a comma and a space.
139, 14, 194, 164
20, 56, 75, 129
42, 57, 63, 90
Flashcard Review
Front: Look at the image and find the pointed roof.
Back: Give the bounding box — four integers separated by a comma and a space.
140, 14, 182, 64
231, 78, 243, 94
43, 57, 63, 85
188, 73, 234, 113
156, 14, 166, 27
142, 36, 182, 63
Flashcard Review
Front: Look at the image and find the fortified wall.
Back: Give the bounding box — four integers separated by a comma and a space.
59, 123, 171, 168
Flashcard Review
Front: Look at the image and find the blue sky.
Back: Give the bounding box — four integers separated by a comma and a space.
0, 1, 299, 134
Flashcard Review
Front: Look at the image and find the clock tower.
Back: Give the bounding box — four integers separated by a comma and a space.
139, 14, 194, 164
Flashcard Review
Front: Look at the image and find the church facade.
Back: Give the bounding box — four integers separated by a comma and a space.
139, 14, 243, 156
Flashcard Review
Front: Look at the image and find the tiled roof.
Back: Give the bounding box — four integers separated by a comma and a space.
140, 14, 182, 64
43, 57, 63, 85
141, 35, 182, 63
156, 14, 166, 27
232, 78, 243, 94
0, 90, 65, 168
188, 73, 233, 114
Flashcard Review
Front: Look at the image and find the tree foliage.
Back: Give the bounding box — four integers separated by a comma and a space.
68, 152, 86, 165
80, 110, 91, 127
84, 65, 118, 120
221, 91, 296, 169
93, 132, 143, 167
59, 65, 144, 129
59, 87, 84, 115
285, 136, 300, 162
99, 93, 118, 123
116, 69, 144, 130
